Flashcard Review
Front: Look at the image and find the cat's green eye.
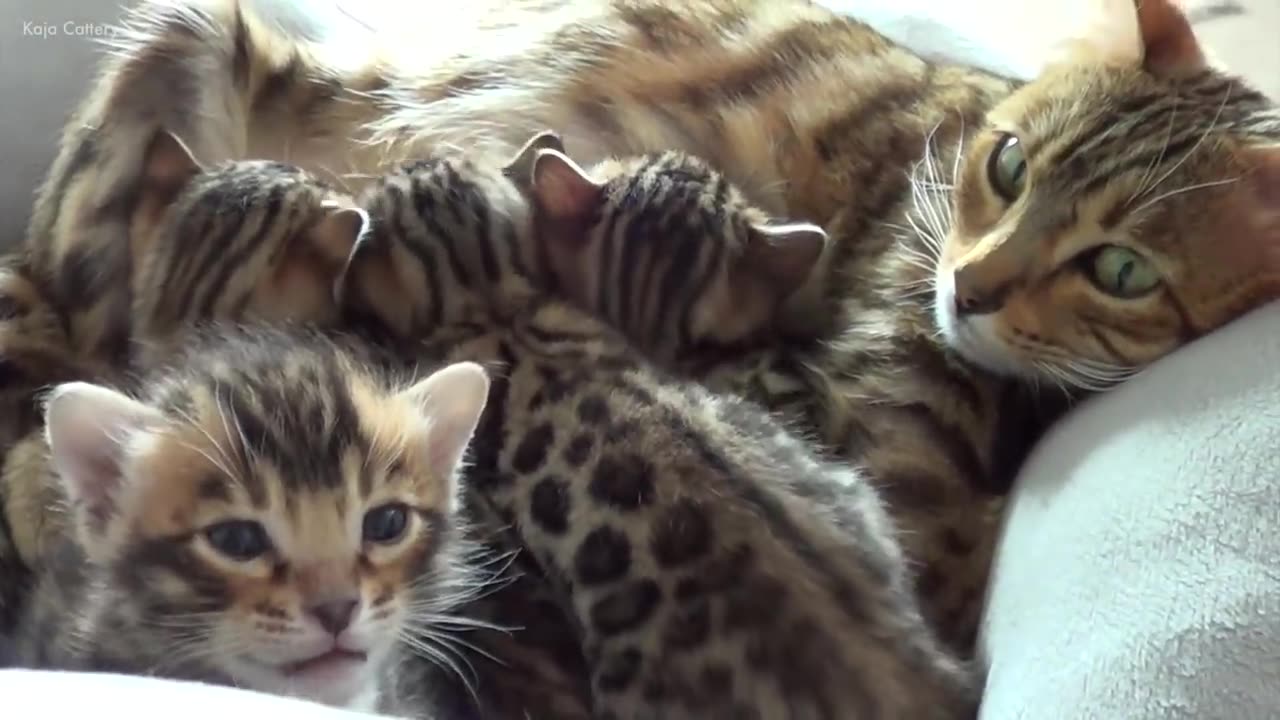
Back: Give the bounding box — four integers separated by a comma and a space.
205, 520, 272, 561
987, 133, 1027, 202
363, 503, 410, 544
1088, 245, 1162, 299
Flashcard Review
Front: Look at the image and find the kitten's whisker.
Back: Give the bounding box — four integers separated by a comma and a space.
1130, 176, 1239, 214
1128, 98, 1180, 205
399, 633, 480, 702
1136, 83, 1232, 202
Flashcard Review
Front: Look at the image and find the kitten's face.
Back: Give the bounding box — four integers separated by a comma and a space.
933, 2, 1278, 390
46, 334, 489, 709
524, 145, 826, 361
131, 132, 365, 362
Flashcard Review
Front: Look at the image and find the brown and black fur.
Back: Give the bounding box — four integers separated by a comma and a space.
0, 255, 114, 632
30, 0, 1280, 658
12, 324, 496, 716
340, 149, 974, 718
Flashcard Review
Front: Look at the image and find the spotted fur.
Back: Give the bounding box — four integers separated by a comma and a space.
340, 149, 974, 718
12, 325, 494, 715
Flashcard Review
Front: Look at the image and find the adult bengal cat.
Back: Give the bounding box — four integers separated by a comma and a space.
25, 0, 1279, 653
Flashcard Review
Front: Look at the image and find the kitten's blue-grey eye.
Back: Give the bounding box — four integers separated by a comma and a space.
363, 503, 410, 544
205, 520, 271, 561
987, 133, 1026, 202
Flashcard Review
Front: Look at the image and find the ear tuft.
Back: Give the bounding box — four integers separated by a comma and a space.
398, 362, 491, 484
742, 222, 828, 297
531, 149, 605, 221
45, 382, 162, 541
503, 130, 566, 189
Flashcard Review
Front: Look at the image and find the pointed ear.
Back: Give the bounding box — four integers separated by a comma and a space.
741, 222, 828, 297
503, 130, 566, 189
141, 129, 202, 199
133, 130, 204, 253
397, 362, 491, 488
1135, 0, 1206, 76
530, 149, 605, 222
305, 202, 369, 276
44, 382, 163, 543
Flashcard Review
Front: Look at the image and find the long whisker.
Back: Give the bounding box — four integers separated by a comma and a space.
1130, 177, 1239, 215
1135, 83, 1232, 202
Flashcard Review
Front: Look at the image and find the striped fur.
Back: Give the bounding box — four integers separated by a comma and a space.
30, 0, 1280, 655
12, 325, 495, 715
0, 255, 114, 632
128, 140, 366, 366
340, 147, 975, 718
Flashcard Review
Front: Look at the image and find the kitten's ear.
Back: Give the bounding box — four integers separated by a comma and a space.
44, 382, 163, 543
134, 130, 204, 249
742, 222, 828, 296
503, 130, 566, 188
140, 129, 202, 199
308, 202, 370, 274
530, 149, 605, 221
398, 363, 491, 484
1135, 0, 1206, 76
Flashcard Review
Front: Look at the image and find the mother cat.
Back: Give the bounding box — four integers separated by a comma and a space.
25, 0, 1279, 652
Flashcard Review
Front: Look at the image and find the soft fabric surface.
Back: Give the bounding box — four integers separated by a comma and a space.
979, 304, 1280, 719
0, 669, 397, 719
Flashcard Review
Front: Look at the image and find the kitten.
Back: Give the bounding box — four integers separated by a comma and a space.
13, 325, 493, 715
507, 134, 827, 365
339, 145, 974, 718
128, 130, 367, 367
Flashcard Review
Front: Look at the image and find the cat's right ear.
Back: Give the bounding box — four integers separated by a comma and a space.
44, 382, 163, 546
397, 363, 491, 508
530, 149, 605, 222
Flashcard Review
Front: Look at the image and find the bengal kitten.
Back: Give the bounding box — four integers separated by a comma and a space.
12, 324, 495, 715
338, 144, 974, 718
34, 0, 1280, 653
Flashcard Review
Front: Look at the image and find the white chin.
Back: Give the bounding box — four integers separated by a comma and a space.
933, 273, 1027, 378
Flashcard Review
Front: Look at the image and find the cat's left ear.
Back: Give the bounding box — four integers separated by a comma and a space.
742, 222, 828, 297
397, 362, 491, 496
44, 382, 164, 548
529, 149, 606, 222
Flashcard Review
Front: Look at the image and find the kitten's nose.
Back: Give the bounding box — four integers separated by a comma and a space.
308, 598, 358, 635
954, 291, 1003, 317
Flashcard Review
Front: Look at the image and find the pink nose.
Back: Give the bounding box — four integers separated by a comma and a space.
308, 598, 358, 635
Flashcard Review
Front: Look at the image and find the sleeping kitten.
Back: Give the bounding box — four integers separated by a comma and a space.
13, 325, 493, 715
128, 130, 367, 366
339, 144, 973, 718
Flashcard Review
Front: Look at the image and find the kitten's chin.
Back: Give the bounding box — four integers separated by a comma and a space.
226, 651, 380, 710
